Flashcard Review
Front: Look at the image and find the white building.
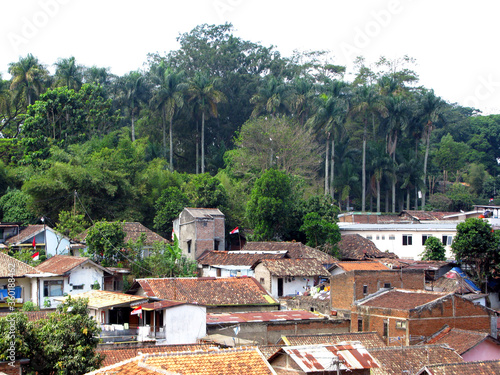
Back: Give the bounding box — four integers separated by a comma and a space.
338, 223, 458, 260
140, 300, 207, 344
35, 255, 112, 308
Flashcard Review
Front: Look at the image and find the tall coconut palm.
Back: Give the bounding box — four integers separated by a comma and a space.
54, 56, 83, 90
419, 89, 445, 208
288, 76, 315, 125
187, 72, 226, 174
150, 63, 187, 170
8, 53, 48, 106
307, 93, 346, 197
368, 141, 393, 212
119, 71, 149, 142
350, 84, 387, 212
250, 75, 289, 118
382, 93, 410, 212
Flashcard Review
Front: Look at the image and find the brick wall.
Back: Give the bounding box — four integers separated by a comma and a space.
207, 319, 349, 345
352, 294, 494, 346
332, 270, 425, 313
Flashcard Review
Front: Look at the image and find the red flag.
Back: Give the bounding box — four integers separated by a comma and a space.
230, 227, 239, 234
172, 229, 175, 241
32, 237, 36, 249
32, 252, 39, 261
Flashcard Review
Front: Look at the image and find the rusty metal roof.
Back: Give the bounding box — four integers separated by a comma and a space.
283, 342, 379, 372
207, 310, 325, 325
333, 261, 389, 272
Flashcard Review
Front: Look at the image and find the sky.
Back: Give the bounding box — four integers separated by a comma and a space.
1, 0, 500, 114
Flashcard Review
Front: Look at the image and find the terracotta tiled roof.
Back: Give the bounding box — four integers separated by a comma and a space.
359, 289, 449, 310
279, 332, 386, 348
77, 222, 168, 245
97, 344, 217, 367
258, 345, 282, 360
4, 224, 45, 245
134, 277, 279, 307
198, 250, 287, 266
88, 347, 276, 375
369, 345, 463, 375
333, 261, 389, 272
207, 310, 324, 325
337, 234, 397, 260
57, 290, 147, 309
254, 258, 330, 277
425, 326, 493, 355
0, 252, 40, 277
418, 360, 500, 374
36, 255, 100, 275
242, 241, 337, 264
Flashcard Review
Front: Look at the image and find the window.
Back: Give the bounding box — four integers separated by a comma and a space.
383, 283, 391, 289
389, 235, 395, 240
402, 234, 412, 246
187, 240, 192, 254
422, 235, 432, 246
43, 280, 63, 297
214, 239, 220, 250
260, 278, 265, 285
358, 318, 363, 332
381, 235, 385, 240
396, 321, 407, 330
442, 235, 453, 246
366, 235, 372, 240
376, 235, 380, 240
73, 284, 84, 290
363, 285, 368, 295
383, 320, 388, 337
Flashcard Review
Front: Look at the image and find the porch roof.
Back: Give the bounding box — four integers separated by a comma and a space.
55, 290, 148, 309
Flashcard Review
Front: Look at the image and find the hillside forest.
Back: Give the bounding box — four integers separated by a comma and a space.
1, 23, 500, 247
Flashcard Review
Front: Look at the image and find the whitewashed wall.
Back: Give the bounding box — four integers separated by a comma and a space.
163, 304, 207, 344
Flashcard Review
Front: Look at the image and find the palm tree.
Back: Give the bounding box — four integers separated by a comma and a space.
419, 89, 445, 208
288, 76, 315, 125
250, 75, 289, 118
307, 80, 349, 198
187, 72, 226, 174
150, 63, 187, 170
54, 56, 83, 90
8, 53, 48, 106
368, 142, 393, 212
382, 93, 410, 212
398, 150, 424, 210
350, 84, 387, 212
334, 135, 360, 211
119, 71, 149, 142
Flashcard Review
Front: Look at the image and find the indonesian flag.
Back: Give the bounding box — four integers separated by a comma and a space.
172, 229, 175, 241
230, 227, 239, 234
131, 306, 142, 318
32, 252, 39, 261
32, 237, 36, 249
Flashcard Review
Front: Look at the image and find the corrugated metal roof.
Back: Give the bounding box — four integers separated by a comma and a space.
55, 290, 147, 309
283, 342, 379, 372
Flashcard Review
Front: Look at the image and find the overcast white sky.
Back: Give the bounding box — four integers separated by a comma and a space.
1, 0, 499, 114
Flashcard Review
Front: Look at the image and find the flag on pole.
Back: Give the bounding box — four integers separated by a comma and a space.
172, 229, 175, 241
32, 237, 36, 249
131, 306, 142, 318
230, 227, 239, 234
32, 252, 39, 261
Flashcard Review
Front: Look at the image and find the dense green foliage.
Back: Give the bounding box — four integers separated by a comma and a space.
421, 236, 446, 261
0, 298, 103, 374
452, 218, 500, 291
0, 23, 499, 251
